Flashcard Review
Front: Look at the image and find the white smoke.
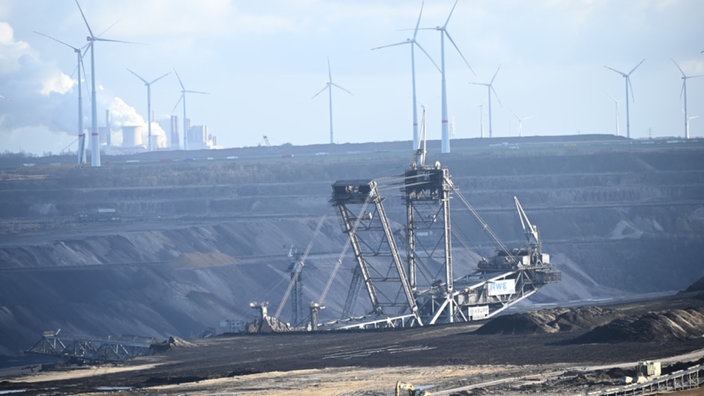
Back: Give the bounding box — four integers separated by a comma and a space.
0, 22, 78, 154
107, 97, 167, 148
0, 22, 167, 154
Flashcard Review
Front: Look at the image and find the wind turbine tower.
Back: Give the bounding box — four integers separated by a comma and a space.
604, 58, 645, 139
371, 1, 439, 150
470, 65, 501, 138
75, 0, 130, 167
672, 59, 703, 139
173, 69, 208, 151
128, 69, 171, 151
429, 0, 475, 153
312, 58, 352, 145
35, 31, 87, 165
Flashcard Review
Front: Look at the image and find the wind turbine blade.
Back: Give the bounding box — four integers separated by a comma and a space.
34, 31, 79, 51
150, 71, 172, 85
331, 83, 353, 96
490, 65, 501, 85
491, 86, 502, 106
628, 58, 646, 75
415, 41, 441, 72
627, 77, 635, 102
74, 0, 94, 38
604, 65, 626, 77
312, 85, 328, 99
371, 40, 410, 51
97, 17, 121, 38
468, 82, 488, 87
173, 69, 185, 91
672, 58, 686, 77
443, 0, 460, 28
171, 95, 183, 113
327, 57, 332, 83
92, 37, 140, 44
413, 0, 425, 40
127, 68, 148, 84
79, 52, 88, 84
444, 30, 475, 76
184, 89, 209, 95
509, 108, 519, 121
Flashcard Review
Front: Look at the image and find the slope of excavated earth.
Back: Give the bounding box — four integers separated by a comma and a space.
574, 306, 704, 343
1, 291, 704, 395
1, 137, 704, 394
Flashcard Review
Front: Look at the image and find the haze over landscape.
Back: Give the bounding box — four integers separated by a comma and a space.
1, 0, 703, 155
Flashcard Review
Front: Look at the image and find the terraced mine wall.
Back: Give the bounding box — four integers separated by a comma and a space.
1, 136, 703, 357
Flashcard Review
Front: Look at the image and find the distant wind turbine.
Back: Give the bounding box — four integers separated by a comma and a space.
371, 0, 439, 150
312, 58, 352, 145
173, 69, 209, 151
425, 0, 475, 153
605, 93, 621, 136
470, 65, 501, 138
128, 69, 171, 151
688, 115, 700, 139
604, 58, 645, 139
672, 59, 703, 139
509, 109, 534, 137
35, 31, 88, 165
75, 0, 132, 167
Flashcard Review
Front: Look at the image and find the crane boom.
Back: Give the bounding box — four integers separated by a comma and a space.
514, 196, 540, 248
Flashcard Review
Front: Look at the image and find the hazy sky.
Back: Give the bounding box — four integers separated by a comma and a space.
1, 0, 703, 155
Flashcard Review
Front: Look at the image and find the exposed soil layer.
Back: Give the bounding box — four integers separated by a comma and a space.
2, 290, 704, 395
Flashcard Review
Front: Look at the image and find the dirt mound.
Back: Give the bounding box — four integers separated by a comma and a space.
573, 307, 704, 343
476, 306, 613, 335
685, 276, 704, 292
245, 316, 303, 334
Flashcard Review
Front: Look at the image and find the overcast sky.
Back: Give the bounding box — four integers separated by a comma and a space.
1, 0, 703, 155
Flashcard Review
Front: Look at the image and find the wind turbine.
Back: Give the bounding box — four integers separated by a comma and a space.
605, 93, 621, 136
688, 115, 700, 139
312, 58, 352, 145
173, 69, 209, 151
371, 1, 439, 150
35, 31, 88, 165
604, 58, 645, 139
672, 59, 703, 139
75, 0, 132, 167
470, 65, 501, 138
509, 109, 534, 137
426, 0, 475, 153
128, 69, 171, 151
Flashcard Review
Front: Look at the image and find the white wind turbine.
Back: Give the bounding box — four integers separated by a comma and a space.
75, 0, 132, 167
128, 69, 171, 151
470, 65, 501, 138
509, 109, 534, 137
605, 93, 621, 136
35, 31, 88, 165
604, 58, 645, 139
688, 115, 700, 139
424, 0, 475, 153
312, 58, 352, 145
371, 1, 439, 150
173, 69, 209, 151
672, 59, 703, 139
